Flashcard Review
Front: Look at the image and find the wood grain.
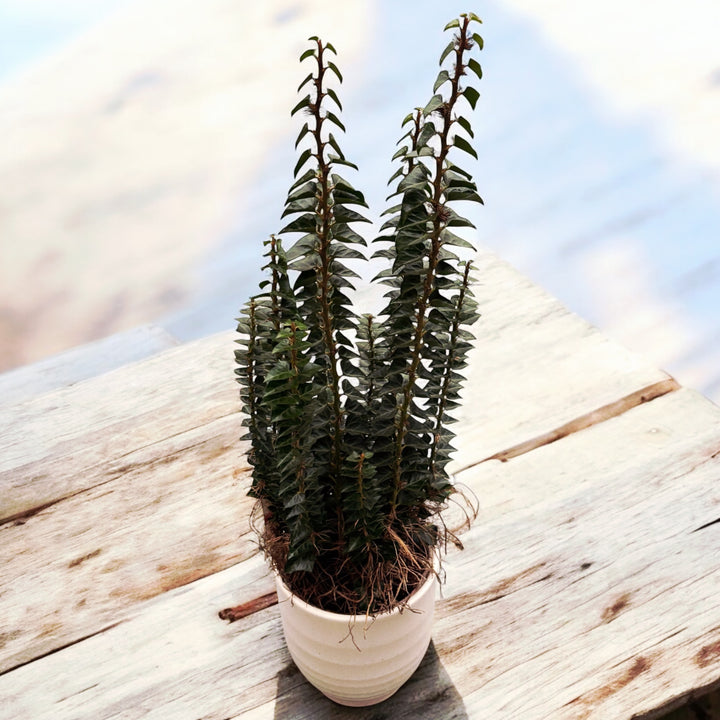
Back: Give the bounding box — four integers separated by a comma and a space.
0, 411, 255, 673
0, 331, 237, 523
436, 389, 720, 719
449, 250, 674, 472
2, 389, 720, 719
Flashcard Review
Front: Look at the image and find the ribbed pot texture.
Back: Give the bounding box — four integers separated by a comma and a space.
275, 571, 436, 707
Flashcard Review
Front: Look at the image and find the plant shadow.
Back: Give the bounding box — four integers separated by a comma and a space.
273, 640, 469, 720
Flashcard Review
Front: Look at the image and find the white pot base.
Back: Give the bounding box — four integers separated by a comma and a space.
323, 689, 396, 707
276, 571, 436, 707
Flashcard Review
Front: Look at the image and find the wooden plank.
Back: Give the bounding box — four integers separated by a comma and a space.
0, 412, 255, 673
0, 554, 281, 720
448, 250, 676, 471
2, 388, 719, 719
0, 324, 179, 407
450, 388, 720, 528
0, 330, 237, 523
434, 397, 720, 720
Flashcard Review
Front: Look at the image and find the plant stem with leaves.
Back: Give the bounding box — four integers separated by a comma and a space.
236, 13, 484, 614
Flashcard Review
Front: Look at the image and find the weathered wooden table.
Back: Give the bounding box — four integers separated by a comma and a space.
2, 248, 719, 719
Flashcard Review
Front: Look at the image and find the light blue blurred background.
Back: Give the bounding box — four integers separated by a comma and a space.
1, 0, 719, 401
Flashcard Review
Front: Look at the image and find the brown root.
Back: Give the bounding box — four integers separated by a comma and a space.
249, 486, 477, 617
440, 480, 479, 547
280, 534, 435, 616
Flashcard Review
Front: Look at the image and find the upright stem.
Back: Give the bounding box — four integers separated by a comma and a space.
288, 321, 307, 494
429, 262, 472, 475
311, 40, 345, 533
390, 16, 472, 513
363, 315, 377, 406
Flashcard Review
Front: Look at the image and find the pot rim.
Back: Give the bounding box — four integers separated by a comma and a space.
275, 566, 437, 623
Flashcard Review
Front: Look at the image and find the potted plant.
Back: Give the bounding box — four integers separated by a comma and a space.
235, 12, 484, 707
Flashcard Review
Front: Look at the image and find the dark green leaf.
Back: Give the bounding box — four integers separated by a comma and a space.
328, 155, 358, 170
326, 87, 342, 110
472, 32, 484, 50
452, 135, 478, 159
456, 116, 474, 138
448, 163, 473, 180
439, 39, 455, 66
299, 48, 315, 62
331, 173, 360, 193
331, 244, 366, 260
295, 123, 311, 149
386, 166, 404, 185
293, 148, 314, 177
446, 208, 476, 228
290, 94, 312, 117
370, 248, 394, 261
334, 188, 369, 207
327, 61, 343, 83
266, 365, 295, 381
297, 72, 314, 93
325, 111, 346, 133
289, 255, 321, 271
334, 223, 366, 245
446, 187, 483, 204
463, 86, 480, 109
398, 164, 429, 192
332, 179, 368, 207
379, 216, 399, 232
287, 180, 317, 201
416, 121, 436, 148
441, 228, 476, 248
433, 70, 450, 93
396, 129, 413, 146
334, 205, 371, 224
281, 197, 316, 217
285, 234, 317, 260
279, 213, 316, 234
289, 168, 316, 192
327, 133, 345, 160
468, 58, 483, 80
380, 202, 402, 216
331, 261, 361, 278
423, 94, 444, 117
438, 247, 460, 262
392, 145, 408, 161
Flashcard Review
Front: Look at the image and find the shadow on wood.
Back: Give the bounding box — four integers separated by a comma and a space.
273, 641, 468, 719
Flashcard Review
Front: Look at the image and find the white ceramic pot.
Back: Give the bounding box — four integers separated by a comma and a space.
275, 571, 436, 706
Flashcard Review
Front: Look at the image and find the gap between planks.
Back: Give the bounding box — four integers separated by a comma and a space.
0, 410, 242, 528
455, 377, 680, 472
0, 621, 124, 680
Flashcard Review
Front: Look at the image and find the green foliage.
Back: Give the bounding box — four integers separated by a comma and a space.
235, 15, 484, 613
